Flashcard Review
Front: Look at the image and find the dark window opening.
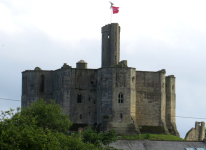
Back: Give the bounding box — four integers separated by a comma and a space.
120, 113, 123, 119
80, 114, 82, 119
89, 97, 90, 101
172, 85, 174, 90
166, 84, 167, 88
89, 112, 90, 115
91, 81, 94, 84
23, 76, 27, 94
118, 93, 124, 103
77, 93, 82, 103
39, 75, 44, 92
94, 101, 95, 104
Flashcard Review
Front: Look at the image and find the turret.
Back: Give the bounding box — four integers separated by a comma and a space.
101, 23, 120, 67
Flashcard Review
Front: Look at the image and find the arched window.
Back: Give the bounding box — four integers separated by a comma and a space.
39, 75, 44, 92
77, 93, 82, 103
80, 114, 82, 119
118, 92, 124, 103
120, 113, 123, 119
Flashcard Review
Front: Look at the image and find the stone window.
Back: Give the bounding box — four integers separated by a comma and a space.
172, 85, 174, 90
39, 75, 44, 92
94, 100, 95, 104
23, 76, 27, 94
88, 97, 90, 101
77, 93, 82, 103
80, 114, 82, 119
120, 113, 123, 119
118, 92, 124, 103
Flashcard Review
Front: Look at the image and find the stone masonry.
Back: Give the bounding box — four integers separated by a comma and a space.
21, 23, 179, 136
185, 121, 205, 141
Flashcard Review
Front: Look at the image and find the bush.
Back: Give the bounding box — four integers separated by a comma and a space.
82, 126, 117, 147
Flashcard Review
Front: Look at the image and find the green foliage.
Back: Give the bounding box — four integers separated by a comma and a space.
0, 102, 71, 150
18, 98, 73, 133
82, 126, 117, 147
117, 133, 186, 141
0, 99, 121, 150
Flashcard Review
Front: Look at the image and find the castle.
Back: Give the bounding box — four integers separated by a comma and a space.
21, 23, 179, 136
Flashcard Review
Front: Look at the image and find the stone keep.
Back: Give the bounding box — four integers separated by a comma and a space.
21, 23, 179, 136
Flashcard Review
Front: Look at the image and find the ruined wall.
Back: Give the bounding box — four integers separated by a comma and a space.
96, 67, 113, 123
136, 69, 169, 134
185, 122, 205, 141
52, 65, 71, 115
68, 68, 98, 125
97, 66, 140, 135
21, 68, 53, 109
165, 75, 179, 137
136, 71, 161, 126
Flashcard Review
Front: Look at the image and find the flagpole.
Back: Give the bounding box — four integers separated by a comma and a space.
110, 7, 112, 24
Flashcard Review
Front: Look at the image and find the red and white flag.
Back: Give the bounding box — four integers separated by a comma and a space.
112, 6, 119, 14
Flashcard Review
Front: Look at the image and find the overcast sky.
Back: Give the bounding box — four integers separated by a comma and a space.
0, 0, 206, 139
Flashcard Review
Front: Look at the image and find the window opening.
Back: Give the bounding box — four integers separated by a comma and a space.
94, 101, 95, 104
80, 114, 82, 119
39, 75, 44, 92
77, 93, 82, 103
120, 113, 123, 119
118, 93, 124, 103
89, 97, 90, 101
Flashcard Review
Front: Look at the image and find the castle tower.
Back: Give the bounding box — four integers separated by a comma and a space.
166, 75, 180, 137
101, 23, 120, 67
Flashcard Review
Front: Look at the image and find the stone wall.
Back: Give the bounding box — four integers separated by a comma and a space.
135, 70, 162, 126
185, 121, 205, 141
22, 68, 53, 109
135, 69, 169, 134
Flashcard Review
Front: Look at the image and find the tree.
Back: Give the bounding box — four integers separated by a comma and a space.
0, 99, 98, 150
0, 99, 120, 150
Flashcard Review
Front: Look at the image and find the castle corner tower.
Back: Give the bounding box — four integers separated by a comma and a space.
101, 23, 120, 67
